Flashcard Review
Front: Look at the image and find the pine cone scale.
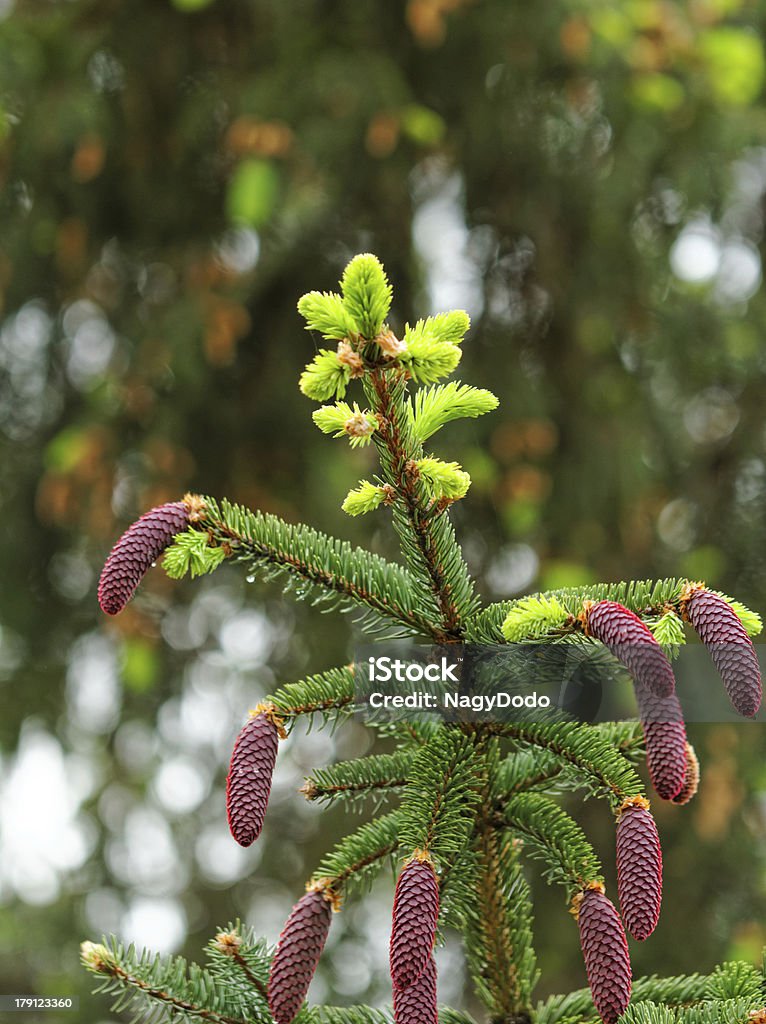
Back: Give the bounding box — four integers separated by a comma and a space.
393, 954, 438, 1024
686, 589, 762, 718
586, 601, 676, 698
268, 890, 333, 1024
577, 887, 632, 1024
390, 858, 440, 991
616, 802, 662, 941
98, 501, 189, 614
634, 682, 687, 801
226, 713, 279, 847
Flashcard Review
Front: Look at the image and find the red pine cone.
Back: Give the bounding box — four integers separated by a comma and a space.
268, 889, 333, 1024
393, 954, 437, 1024
586, 601, 676, 698
98, 501, 189, 615
226, 711, 279, 847
634, 681, 687, 801
576, 887, 632, 1024
390, 856, 439, 991
684, 588, 762, 718
671, 743, 700, 806
616, 798, 662, 941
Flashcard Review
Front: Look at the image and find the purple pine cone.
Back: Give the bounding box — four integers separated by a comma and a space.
634, 681, 687, 801
576, 887, 632, 1024
671, 742, 700, 806
393, 954, 437, 1024
98, 500, 190, 614
586, 601, 676, 698
684, 587, 762, 718
616, 798, 662, 941
226, 710, 280, 847
390, 856, 439, 991
268, 889, 333, 1024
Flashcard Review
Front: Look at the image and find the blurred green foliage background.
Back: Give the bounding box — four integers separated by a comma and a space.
1, 0, 766, 1021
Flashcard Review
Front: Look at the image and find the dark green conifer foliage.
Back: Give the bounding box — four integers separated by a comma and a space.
86, 255, 766, 1024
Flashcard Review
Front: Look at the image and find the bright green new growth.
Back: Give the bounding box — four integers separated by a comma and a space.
163, 528, 227, 578
340, 252, 392, 339
501, 594, 569, 642
414, 456, 471, 500
313, 403, 379, 447
297, 291, 359, 341
299, 348, 351, 400
650, 609, 686, 655
342, 480, 387, 516
88, 254, 766, 1024
409, 382, 498, 444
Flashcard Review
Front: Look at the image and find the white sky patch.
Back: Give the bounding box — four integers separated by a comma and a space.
151, 756, 211, 815
485, 544, 539, 596
121, 897, 187, 955
683, 387, 740, 445
714, 240, 762, 304
0, 728, 93, 905
66, 632, 121, 734
106, 806, 186, 894
670, 219, 721, 284
218, 609, 273, 668
216, 228, 260, 274
411, 163, 485, 317
657, 498, 697, 551
195, 823, 260, 885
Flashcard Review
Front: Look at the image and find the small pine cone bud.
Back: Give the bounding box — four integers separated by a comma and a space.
390, 855, 439, 991
98, 501, 190, 614
671, 742, 700, 805
393, 954, 437, 1024
226, 710, 280, 847
585, 601, 676, 698
576, 886, 632, 1024
683, 587, 762, 718
616, 797, 662, 941
634, 681, 688, 801
268, 889, 333, 1024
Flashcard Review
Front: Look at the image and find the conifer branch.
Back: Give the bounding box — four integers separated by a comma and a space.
170, 497, 436, 638
397, 729, 480, 861
536, 966, 755, 1023
268, 666, 357, 730
365, 368, 478, 640
204, 924, 271, 1010
81, 940, 254, 1024
465, 739, 537, 1022
312, 812, 399, 896
500, 720, 644, 807
499, 794, 603, 900
302, 751, 413, 805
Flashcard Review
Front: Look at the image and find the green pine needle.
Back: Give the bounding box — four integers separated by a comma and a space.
503, 792, 603, 900
312, 811, 399, 895
342, 480, 387, 516
313, 403, 378, 446
163, 529, 227, 580
297, 290, 358, 341
299, 349, 351, 401
415, 456, 471, 500
501, 595, 569, 642
715, 593, 763, 636
409, 382, 499, 444
397, 729, 479, 864
340, 253, 392, 339
400, 327, 463, 384
269, 665, 357, 730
